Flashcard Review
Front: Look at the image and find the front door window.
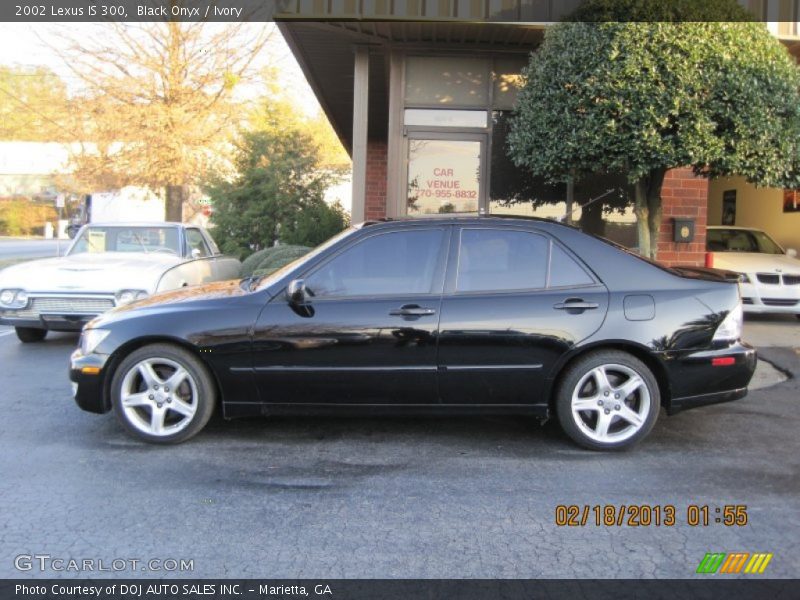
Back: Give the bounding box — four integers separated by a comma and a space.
305, 229, 446, 297
407, 138, 482, 215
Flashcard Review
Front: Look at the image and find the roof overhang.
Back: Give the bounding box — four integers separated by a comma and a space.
277, 22, 545, 153
279, 20, 800, 155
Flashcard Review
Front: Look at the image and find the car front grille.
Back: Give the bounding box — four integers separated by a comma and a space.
782, 275, 800, 285
761, 298, 798, 307
6, 296, 115, 319
742, 297, 754, 304
756, 273, 781, 285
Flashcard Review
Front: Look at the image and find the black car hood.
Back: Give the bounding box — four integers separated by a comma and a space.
129, 279, 250, 309
88, 280, 253, 330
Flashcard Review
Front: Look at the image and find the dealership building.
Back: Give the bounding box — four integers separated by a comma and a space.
278, 2, 800, 265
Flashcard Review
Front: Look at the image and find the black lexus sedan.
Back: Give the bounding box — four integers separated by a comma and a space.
70, 216, 756, 450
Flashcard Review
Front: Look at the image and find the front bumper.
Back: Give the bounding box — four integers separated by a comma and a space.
69, 347, 111, 414
1, 293, 115, 331
740, 280, 800, 314
664, 342, 757, 415
1, 315, 94, 331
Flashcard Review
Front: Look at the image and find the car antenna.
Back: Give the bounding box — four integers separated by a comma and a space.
557, 188, 617, 223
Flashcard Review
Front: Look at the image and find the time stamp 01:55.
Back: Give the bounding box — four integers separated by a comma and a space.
555, 504, 749, 527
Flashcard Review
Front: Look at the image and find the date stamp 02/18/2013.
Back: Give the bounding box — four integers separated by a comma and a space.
554, 504, 749, 527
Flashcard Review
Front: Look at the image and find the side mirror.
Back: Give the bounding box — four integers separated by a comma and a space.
190, 248, 202, 259
787, 248, 797, 258
286, 279, 308, 305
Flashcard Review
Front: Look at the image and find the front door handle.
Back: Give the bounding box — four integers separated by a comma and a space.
553, 298, 599, 311
389, 304, 436, 317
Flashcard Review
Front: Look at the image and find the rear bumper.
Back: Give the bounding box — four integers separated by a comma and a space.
664, 342, 756, 415
669, 387, 748, 414
69, 348, 111, 414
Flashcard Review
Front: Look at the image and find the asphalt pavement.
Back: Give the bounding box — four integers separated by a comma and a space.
0, 238, 65, 260
0, 329, 798, 579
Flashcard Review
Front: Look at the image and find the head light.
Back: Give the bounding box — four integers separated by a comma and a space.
115, 289, 149, 305
0, 289, 29, 309
80, 328, 111, 355
713, 303, 743, 342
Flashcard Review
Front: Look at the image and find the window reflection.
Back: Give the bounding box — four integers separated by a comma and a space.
405, 57, 489, 107
457, 229, 549, 292
305, 230, 444, 297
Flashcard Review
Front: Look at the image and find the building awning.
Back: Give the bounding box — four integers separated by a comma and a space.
277, 22, 545, 153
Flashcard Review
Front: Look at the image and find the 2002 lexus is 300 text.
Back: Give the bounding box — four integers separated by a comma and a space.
69, 216, 756, 450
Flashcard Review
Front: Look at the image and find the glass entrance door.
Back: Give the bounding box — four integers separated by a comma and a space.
406, 133, 486, 216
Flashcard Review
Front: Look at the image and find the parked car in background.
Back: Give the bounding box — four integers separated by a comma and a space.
70, 216, 755, 450
706, 226, 800, 318
0, 223, 240, 342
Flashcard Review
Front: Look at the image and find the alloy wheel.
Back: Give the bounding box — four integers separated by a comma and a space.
570, 363, 651, 444
119, 357, 199, 437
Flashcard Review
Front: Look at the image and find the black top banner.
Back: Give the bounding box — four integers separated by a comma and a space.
0, 0, 786, 23
4, 1, 279, 22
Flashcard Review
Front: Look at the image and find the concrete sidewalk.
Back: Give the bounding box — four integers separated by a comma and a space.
742, 314, 798, 388
744, 314, 800, 348
751, 355, 789, 389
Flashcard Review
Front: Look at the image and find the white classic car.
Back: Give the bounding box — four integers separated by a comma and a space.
706, 226, 800, 317
0, 222, 241, 342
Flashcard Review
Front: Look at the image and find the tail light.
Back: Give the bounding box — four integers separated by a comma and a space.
712, 303, 743, 342
705, 252, 714, 268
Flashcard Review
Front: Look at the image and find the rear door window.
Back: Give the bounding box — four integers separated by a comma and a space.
455, 228, 594, 293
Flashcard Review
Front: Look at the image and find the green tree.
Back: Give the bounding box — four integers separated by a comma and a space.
508, 4, 800, 258
281, 199, 348, 247
248, 69, 351, 174
207, 128, 344, 259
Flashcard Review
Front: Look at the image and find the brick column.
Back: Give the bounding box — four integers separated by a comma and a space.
364, 140, 387, 221
656, 168, 708, 267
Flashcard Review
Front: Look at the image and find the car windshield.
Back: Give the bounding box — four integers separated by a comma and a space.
68, 226, 181, 256
253, 227, 359, 291
707, 229, 784, 255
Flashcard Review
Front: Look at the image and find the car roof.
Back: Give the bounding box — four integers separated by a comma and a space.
84, 222, 186, 228
361, 214, 574, 231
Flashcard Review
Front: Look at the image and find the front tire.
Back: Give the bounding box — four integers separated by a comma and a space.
15, 327, 47, 343
556, 351, 659, 451
110, 343, 216, 444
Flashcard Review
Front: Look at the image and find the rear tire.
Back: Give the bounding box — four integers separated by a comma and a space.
110, 343, 216, 444
556, 350, 660, 451
15, 327, 47, 343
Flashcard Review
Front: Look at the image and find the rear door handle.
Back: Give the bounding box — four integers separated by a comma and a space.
389, 304, 436, 317
553, 298, 599, 311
